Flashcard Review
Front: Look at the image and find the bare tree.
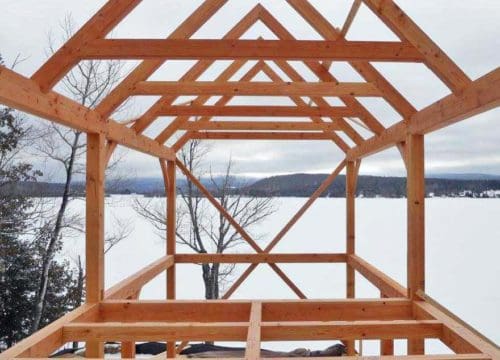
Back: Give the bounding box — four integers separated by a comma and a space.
134, 140, 276, 299
30, 16, 128, 332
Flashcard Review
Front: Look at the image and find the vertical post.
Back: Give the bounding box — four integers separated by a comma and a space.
121, 290, 141, 358
407, 134, 425, 355
85, 133, 106, 358
161, 159, 177, 357
345, 160, 359, 356
380, 293, 395, 355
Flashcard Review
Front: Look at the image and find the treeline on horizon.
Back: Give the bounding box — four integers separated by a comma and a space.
9, 174, 500, 198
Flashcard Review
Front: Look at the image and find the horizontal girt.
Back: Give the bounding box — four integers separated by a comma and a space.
190, 131, 338, 140
180, 121, 341, 131
174, 253, 347, 263
132, 81, 382, 97
159, 105, 356, 117
79, 39, 424, 62
63, 320, 442, 342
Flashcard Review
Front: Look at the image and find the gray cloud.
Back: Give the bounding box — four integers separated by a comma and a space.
1, 0, 499, 178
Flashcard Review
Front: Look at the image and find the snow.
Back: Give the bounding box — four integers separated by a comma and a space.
59, 196, 500, 355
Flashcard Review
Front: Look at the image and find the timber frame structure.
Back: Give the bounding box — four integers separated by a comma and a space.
0, 1, 499, 359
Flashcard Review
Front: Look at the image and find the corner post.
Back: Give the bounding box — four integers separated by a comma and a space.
407, 133, 425, 354
345, 160, 359, 355
85, 133, 106, 358
161, 159, 177, 357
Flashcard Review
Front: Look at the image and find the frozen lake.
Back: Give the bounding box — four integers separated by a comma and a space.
60, 196, 500, 354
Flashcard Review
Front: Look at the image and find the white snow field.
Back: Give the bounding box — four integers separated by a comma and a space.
60, 196, 499, 355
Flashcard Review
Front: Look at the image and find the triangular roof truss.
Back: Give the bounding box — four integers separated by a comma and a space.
0, 1, 499, 359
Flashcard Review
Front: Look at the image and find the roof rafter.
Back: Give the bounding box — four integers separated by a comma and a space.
31, 0, 143, 92
362, 0, 471, 93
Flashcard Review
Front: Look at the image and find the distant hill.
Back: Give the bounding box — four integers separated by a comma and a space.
9, 173, 500, 198
242, 173, 500, 198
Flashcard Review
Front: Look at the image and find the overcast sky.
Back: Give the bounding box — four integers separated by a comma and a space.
1, 0, 499, 179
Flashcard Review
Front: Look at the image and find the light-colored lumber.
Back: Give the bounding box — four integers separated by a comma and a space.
223, 161, 346, 298
341, 0, 362, 37
85, 133, 106, 359
347, 67, 500, 160
62, 320, 442, 342
174, 253, 347, 264
415, 293, 500, 358
190, 131, 338, 141
180, 121, 340, 132
104, 255, 174, 300
176, 159, 306, 299
362, 0, 471, 92
406, 134, 425, 299
99, 298, 413, 322
163, 159, 177, 358
0, 304, 97, 359
345, 160, 360, 356
348, 255, 407, 298
0, 66, 175, 160
95, 0, 227, 118
80, 39, 424, 62
144, 5, 267, 143
245, 302, 262, 360
285, 0, 416, 119
167, 60, 264, 149
159, 105, 356, 118
257, 7, 385, 134
258, 62, 354, 150
132, 81, 382, 97
31, 0, 142, 92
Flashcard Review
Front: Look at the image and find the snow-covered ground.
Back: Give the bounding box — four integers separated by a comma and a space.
60, 196, 500, 355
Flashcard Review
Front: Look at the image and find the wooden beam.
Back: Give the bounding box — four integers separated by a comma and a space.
85, 133, 106, 358
132, 81, 382, 97
347, 68, 500, 160
223, 161, 346, 298
406, 134, 425, 356
163, 159, 177, 358
261, 299, 413, 322
0, 66, 175, 160
348, 255, 407, 298
246, 302, 262, 360
159, 105, 356, 118
63, 320, 442, 342
362, 0, 471, 92
104, 255, 174, 300
168, 61, 265, 150
81, 39, 425, 62
406, 134, 425, 299
135, 4, 267, 142
258, 62, 355, 150
95, 0, 228, 118
190, 131, 337, 141
257, 7, 385, 134
176, 159, 307, 299
31, 0, 142, 92
174, 253, 347, 264
99, 298, 412, 322
100, 300, 251, 323
346, 160, 359, 360
0, 304, 98, 359
341, 0, 362, 37
286, 0, 416, 119
180, 121, 340, 132
414, 293, 500, 358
